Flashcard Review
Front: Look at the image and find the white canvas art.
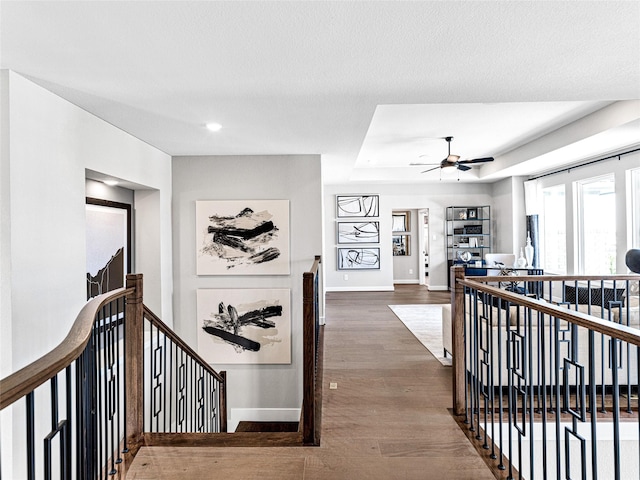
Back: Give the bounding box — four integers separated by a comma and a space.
196, 289, 291, 365
196, 200, 290, 275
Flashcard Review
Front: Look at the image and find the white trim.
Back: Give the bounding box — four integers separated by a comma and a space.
325, 286, 394, 292
393, 279, 420, 284
427, 285, 449, 291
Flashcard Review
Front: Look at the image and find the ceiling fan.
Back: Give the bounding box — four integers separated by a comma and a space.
411, 136, 494, 173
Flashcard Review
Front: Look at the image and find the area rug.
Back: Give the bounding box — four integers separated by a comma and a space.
388, 304, 451, 366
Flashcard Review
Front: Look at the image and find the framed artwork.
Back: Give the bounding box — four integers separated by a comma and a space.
196, 288, 291, 364
458, 210, 467, 220
391, 211, 410, 232
392, 235, 410, 256
467, 208, 478, 219
337, 221, 380, 244
337, 247, 380, 270
196, 200, 290, 275
85, 198, 131, 299
336, 195, 379, 218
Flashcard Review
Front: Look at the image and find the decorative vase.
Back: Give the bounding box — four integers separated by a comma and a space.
524, 233, 534, 268
517, 248, 527, 268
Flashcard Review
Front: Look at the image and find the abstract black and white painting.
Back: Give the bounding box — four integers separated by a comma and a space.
337, 221, 380, 244
86, 199, 131, 299
196, 289, 291, 364
337, 247, 381, 270
336, 195, 379, 218
196, 200, 290, 275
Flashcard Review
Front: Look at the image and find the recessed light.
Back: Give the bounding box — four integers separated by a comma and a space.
206, 122, 222, 132
103, 180, 119, 186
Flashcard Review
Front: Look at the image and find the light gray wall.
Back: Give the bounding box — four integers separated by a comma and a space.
171, 154, 322, 425
324, 183, 494, 291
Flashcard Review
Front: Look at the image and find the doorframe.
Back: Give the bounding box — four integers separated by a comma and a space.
418, 208, 429, 285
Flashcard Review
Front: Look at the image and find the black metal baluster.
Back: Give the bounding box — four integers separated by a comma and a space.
64, 365, 72, 480
497, 305, 505, 471
539, 309, 548, 480
163, 333, 168, 432
95, 312, 104, 479
44, 376, 58, 480
611, 335, 621, 480
115, 299, 123, 466
168, 341, 174, 433
588, 329, 598, 480
26, 392, 35, 480
488, 305, 497, 461
463, 292, 469, 426
527, 306, 535, 480
122, 297, 129, 455
107, 302, 116, 476
554, 314, 561, 480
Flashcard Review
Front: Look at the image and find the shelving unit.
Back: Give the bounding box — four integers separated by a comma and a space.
446, 205, 491, 285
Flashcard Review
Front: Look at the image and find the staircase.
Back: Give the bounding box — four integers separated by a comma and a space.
0, 256, 322, 479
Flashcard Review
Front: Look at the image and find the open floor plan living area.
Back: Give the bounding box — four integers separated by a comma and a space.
1, 1, 639, 479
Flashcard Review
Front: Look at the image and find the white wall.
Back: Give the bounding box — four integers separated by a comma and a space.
491, 176, 527, 255
324, 183, 494, 291
171, 154, 322, 428
1, 72, 173, 375
1, 71, 173, 478
532, 150, 640, 274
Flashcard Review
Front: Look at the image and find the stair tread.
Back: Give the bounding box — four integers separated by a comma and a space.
234, 421, 299, 433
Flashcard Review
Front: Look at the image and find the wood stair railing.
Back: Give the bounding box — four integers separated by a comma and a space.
1, 257, 323, 479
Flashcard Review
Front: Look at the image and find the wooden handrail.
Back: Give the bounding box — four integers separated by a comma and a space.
0, 287, 133, 410
451, 267, 640, 477
458, 275, 640, 347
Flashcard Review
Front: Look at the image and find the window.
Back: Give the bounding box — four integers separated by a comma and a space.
576, 174, 616, 274
630, 168, 640, 248
541, 185, 566, 274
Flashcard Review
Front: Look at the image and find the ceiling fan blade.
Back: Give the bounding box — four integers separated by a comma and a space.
456, 164, 472, 172
458, 157, 494, 164
421, 166, 441, 174
410, 162, 440, 166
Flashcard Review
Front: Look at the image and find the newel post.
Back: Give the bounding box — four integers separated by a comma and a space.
302, 270, 316, 445
125, 274, 144, 451
451, 266, 466, 415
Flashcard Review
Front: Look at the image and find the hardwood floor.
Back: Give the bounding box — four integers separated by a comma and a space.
126, 285, 494, 479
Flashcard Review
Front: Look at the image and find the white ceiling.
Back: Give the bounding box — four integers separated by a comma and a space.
2, 1, 639, 184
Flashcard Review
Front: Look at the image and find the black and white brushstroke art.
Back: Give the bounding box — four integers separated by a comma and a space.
337, 247, 381, 270
196, 289, 291, 364
336, 195, 379, 218
337, 221, 380, 244
196, 200, 290, 275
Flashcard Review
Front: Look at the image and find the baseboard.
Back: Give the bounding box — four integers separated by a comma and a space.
393, 279, 420, 284
427, 285, 449, 291
325, 286, 395, 292
228, 408, 301, 433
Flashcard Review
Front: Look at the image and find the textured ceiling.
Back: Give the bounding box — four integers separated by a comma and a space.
1, 1, 639, 184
